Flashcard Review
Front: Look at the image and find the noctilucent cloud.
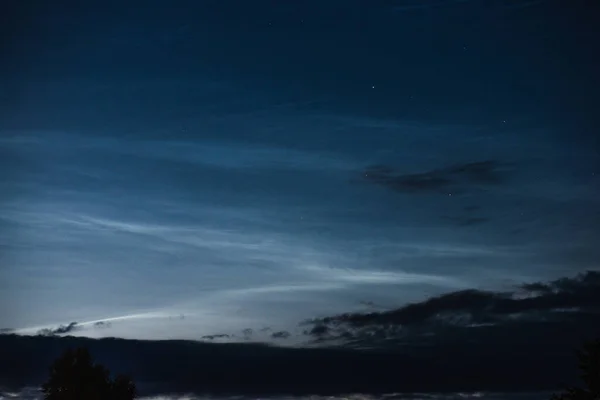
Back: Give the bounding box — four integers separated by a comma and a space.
1, 0, 598, 341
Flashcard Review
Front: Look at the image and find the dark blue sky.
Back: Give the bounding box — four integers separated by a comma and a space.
1, 0, 599, 345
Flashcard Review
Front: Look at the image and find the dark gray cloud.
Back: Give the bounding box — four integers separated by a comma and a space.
303, 271, 600, 346
201, 334, 230, 340
93, 321, 112, 329
309, 324, 329, 336
359, 300, 387, 309
271, 330, 291, 339
36, 322, 80, 337
362, 160, 506, 195
519, 273, 600, 295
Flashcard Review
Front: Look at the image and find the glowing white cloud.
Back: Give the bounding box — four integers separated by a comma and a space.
299, 265, 466, 288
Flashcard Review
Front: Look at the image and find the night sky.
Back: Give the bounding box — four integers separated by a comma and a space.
1, 0, 600, 398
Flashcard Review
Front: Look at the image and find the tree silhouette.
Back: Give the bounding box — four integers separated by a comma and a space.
552, 339, 600, 400
42, 347, 136, 400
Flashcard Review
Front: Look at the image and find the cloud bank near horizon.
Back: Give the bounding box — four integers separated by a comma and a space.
1, 271, 598, 398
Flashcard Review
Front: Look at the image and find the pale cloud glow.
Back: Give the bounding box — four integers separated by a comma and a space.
299, 264, 467, 287
0, 2, 597, 399
2, 117, 596, 337
1, 0, 598, 345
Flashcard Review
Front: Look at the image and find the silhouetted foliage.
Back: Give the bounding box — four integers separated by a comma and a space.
552, 339, 600, 400
42, 347, 136, 400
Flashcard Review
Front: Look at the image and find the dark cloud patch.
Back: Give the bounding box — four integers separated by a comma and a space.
303, 271, 600, 346
201, 334, 230, 340
362, 160, 507, 195
36, 322, 80, 337
0, 328, 12, 334
271, 331, 291, 339
445, 161, 505, 184
93, 321, 112, 329
309, 324, 329, 336
360, 300, 387, 310
520, 272, 600, 295
363, 165, 451, 193
520, 282, 554, 294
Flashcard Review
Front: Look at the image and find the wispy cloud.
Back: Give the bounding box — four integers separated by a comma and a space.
299, 265, 466, 288
219, 282, 344, 297
47, 213, 303, 256
2, 133, 356, 172
12, 311, 173, 336
132, 140, 355, 172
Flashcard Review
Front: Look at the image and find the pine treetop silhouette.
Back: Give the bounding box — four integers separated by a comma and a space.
552, 338, 600, 400
42, 347, 136, 400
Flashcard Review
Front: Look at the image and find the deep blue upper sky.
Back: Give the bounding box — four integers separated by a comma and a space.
1, 0, 599, 341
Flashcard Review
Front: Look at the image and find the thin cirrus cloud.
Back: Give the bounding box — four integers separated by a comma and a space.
298, 264, 466, 289
41, 213, 293, 255
2, 107, 597, 345
7, 209, 523, 288
1, 132, 356, 173
130, 140, 356, 172
53, 213, 498, 285
373, 242, 520, 257
5, 206, 481, 336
